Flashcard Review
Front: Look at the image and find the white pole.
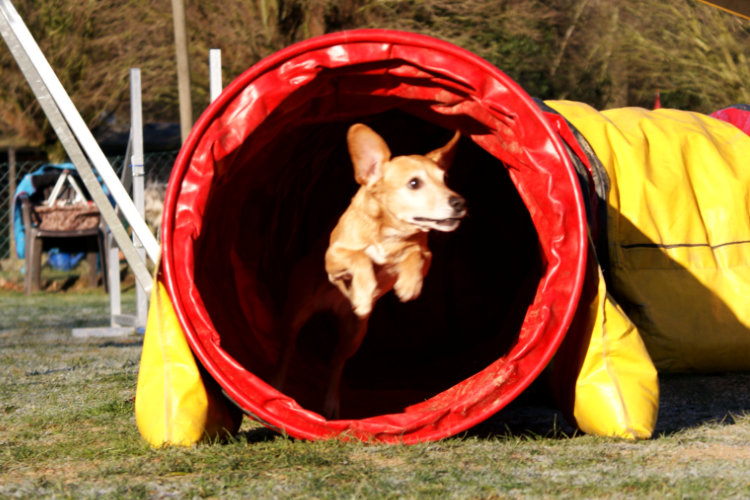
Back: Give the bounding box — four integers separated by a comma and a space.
109, 138, 132, 326
130, 68, 148, 328
209, 48, 222, 103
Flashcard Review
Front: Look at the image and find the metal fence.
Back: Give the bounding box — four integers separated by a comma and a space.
0, 150, 178, 260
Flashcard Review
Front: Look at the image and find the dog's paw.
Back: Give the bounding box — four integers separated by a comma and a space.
394, 276, 423, 302
323, 395, 341, 420
349, 271, 377, 317
351, 298, 372, 317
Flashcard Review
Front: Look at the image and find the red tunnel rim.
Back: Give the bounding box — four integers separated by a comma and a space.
161, 29, 588, 442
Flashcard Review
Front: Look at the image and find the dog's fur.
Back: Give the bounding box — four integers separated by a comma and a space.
274, 124, 466, 418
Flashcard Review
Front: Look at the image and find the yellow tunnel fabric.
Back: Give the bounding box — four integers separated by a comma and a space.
548, 100, 750, 373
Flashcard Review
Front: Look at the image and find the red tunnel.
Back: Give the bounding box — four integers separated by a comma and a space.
161, 30, 587, 442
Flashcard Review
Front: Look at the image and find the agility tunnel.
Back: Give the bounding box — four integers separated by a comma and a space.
135, 30, 750, 445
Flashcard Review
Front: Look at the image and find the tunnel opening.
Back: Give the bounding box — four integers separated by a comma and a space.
162, 30, 586, 442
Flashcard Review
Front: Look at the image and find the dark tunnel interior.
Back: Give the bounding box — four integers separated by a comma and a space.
193, 109, 543, 418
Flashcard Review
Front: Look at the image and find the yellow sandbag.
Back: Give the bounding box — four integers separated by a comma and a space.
574, 267, 657, 439
552, 243, 658, 440
135, 267, 242, 447
548, 100, 750, 373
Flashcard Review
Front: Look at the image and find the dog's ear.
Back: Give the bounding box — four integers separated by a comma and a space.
426, 130, 461, 171
348, 124, 391, 186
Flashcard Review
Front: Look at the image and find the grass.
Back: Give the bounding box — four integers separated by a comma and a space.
1, 287, 750, 498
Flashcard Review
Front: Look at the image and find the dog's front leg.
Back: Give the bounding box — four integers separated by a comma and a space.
326, 248, 378, 317
394, 246, 432, 302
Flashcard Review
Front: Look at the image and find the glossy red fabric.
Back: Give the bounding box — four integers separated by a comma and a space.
711, 105, 750, 136
161, 30, 587, 442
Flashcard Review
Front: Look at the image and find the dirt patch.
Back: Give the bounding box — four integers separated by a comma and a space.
677, 444, 750, 461
349, 450, 409, 469
0, 276, 23, 292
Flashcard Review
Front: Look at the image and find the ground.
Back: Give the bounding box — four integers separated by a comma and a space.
0, 266, 749, 498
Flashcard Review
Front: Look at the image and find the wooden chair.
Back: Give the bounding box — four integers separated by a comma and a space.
20, 170, 107, 294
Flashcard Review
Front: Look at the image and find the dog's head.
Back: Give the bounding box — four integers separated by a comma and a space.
347, 124, 467, 232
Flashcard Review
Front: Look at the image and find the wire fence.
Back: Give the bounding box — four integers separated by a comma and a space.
0, 150, 178, 260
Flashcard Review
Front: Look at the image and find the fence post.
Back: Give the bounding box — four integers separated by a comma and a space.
172, 0, 192, 143
8, 147, 16, 260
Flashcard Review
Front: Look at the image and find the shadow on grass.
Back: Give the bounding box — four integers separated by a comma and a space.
465, 372, 750, 440
98, 339, 144, 348
653, 372, 750, 436
235, 426, 288, 444
465, 380, 577, 440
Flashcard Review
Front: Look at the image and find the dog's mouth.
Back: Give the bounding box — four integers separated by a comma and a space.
413, 216, 464, 231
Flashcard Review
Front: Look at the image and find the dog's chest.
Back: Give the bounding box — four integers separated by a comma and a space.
364, 243, 389, 265
364, 235, 424, 267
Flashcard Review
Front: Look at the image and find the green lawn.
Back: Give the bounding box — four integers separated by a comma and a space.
1, 290, 749, 499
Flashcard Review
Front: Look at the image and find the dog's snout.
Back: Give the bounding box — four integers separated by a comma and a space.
449, 195, 466, 213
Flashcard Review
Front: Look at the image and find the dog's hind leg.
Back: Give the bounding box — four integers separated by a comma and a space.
272, 316, 302, 392
323, 311, 368, 419
272, 293, 323, 391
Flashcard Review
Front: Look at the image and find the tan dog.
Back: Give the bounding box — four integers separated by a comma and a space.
274, 123, 466, 418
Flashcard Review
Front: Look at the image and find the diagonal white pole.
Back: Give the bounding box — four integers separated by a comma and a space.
0, 17, 153, 293
0, 0, 160, 266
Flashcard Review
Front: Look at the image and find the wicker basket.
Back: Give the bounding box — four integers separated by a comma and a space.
33, 202, 100, 231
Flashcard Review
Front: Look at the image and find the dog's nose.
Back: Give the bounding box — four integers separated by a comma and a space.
449, 195, 466, 213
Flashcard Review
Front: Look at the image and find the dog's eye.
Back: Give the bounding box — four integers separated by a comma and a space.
408, 177, 422, 189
